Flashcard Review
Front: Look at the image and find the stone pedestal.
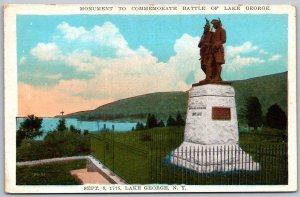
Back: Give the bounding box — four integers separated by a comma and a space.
170, 84, 259, 173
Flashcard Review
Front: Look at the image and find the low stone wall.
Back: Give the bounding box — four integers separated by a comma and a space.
87, 156, 127, 184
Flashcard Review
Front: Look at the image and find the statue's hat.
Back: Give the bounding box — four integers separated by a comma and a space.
211, 19, 220, 25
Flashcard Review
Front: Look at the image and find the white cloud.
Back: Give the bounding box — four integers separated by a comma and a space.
20, 22, 206, 116
57, 22, 87, 41
30, 43, 63, 61
20, 56, 27, 65
57, 21, 133, 57
268, 54, 282, 61
226, 41, 258, 58
227, 55, 265, 71
259, 49, 268, 55
59, 34, 200, 99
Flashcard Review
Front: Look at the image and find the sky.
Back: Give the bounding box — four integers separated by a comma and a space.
17, 14, 288, 117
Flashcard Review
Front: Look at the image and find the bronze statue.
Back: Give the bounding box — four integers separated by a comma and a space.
198, 18, 213, 81
197, 18, 226, 84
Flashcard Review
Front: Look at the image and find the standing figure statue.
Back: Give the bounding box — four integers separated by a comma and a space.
198, 18, 213, 81
198, 18, 226, 83
211, 18, 226, 81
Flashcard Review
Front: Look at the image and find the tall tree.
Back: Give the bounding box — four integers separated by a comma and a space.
167, 115, 176, 126
157, 120, 165, 127
245, 96, 263, 130
57, 118, 67, 132
265, 104, 287, 129
150, 114, 157, 128
175, 111, 185, 126
17, 115, 43, 147
146, 114, 157, 128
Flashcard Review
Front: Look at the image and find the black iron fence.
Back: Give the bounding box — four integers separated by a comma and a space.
90, 131, 288, 185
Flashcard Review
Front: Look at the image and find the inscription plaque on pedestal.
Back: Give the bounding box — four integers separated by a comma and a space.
212, 107, 231, 120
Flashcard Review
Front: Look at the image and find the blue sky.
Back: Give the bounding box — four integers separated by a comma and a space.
17, 14, 288, 116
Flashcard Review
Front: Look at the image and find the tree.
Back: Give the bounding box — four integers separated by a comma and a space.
245, 96, 263, 130
146, 114, 157, 129
69, 125, 81, 134
175, 111, 185, 126
136, 122, 145, 130
17, 115, 43, 147
157, 120, 165, 127
265, 104, 287, 129
167, 115, 176, 126
57, 118, 67, 132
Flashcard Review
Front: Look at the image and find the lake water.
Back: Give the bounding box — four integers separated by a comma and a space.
16, 118, 138, 140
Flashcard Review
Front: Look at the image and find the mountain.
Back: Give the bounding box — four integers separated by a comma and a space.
232, 72, 287, 120
64, 72, 287, 122
64, 91, 188, 121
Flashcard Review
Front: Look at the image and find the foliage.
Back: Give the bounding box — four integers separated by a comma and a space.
83, 130, 89, 135
43, 131, 90, 159
17, 140, 45, 161
146, 113, 157, 129
17, 115, 43, 147
57, 118, 67, 132
69, 125, 81, 134
17, 130, 90, 162
167, 115, 176, 126
135, 122, 145, 130
175, 111, 185, 126
16, 160, 86, 185
157, 120, 165, 127
265, 104, 287, 129
245, 96, 263, 130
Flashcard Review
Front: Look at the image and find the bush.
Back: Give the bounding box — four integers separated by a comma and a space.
43, 131, 90, 158
17, 131, 91, 161
17, 140, 45, 162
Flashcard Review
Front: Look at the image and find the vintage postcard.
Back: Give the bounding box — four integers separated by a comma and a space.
4, 4, 297, 193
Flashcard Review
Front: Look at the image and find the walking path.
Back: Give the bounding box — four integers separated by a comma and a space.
71, 168, 111, 184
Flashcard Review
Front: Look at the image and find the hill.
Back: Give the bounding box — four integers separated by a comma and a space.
65, 91, 188, 121
232, 72, 287, 122
64, 72, 287, 122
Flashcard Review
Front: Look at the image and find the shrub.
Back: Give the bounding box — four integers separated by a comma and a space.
17, 131, 91, 161
43, 131, 90, 158
17, 140, 45, 162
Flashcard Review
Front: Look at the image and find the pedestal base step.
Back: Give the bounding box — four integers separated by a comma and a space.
168, 142, 259, 173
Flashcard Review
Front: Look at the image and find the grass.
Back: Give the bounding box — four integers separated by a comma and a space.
91, 126, 288, 185
91, 127, 184, 183
16, 159, 86, 185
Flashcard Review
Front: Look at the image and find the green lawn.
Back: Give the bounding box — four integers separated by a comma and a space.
16, 159, 86, 185
91, 126, 288, 185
